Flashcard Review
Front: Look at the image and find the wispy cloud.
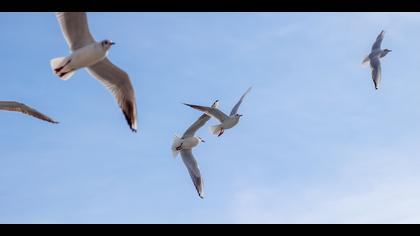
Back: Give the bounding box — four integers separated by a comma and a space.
229, 138, 420, 224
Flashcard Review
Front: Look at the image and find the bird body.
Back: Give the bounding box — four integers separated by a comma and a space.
52, 12, 138, 132
51, 41, 110, 80
171, 135, 202, 157
184, 87, 251, 137
221, 115, 241, 129
171, 100, 219, 198
363, 30, 391, 90
209, 116, 240, 136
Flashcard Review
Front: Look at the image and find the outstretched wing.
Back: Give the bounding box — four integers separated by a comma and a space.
180, 149, 204, 199
87, 58, 138, 132
182, 100, 219, 139
230, 87, 252, 116
370, 58, 382, 90
0, 101, 58, 124
183, 103, 229, 123
371, 30, 385, 52
182, 114, 211, 139
55, 12, 96, 51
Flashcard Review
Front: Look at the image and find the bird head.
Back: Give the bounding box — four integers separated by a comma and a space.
100, 39, 116, 50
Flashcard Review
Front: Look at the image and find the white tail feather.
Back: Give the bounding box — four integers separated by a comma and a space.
171, 135, 182, 158
172, 150, 180, 158
209, 125, 222, 136
50, 57, 76, 80
362, 55, 370, 67
50, 57, 66, 71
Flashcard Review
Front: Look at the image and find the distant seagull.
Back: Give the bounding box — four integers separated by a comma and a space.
0, 101, 58, 124
184, 87, 252, 137
172, 100, 219, 199
51, 12, 138, 132
362, 30, 392, 90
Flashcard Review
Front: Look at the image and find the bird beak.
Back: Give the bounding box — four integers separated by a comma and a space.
110, 42, 116, 45
239, 114, 243, 117
201, 139, 206, 143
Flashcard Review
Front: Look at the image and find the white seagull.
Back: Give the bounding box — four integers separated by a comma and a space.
184, 87, 252, 137
362, 30, 392, 90
0, 101, 58, 124
51, 12, 138, 132
171, 100, 219, 199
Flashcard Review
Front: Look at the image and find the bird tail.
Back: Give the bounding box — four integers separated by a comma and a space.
171, 135, 182, 158
209, 124, 223, 136
362, 55, 370, 67
50, 57, 76, 81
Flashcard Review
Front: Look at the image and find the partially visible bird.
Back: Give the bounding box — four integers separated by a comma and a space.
51, 12, 138, 132
171, 100, 219, 199
184, 87, 252, 137
362, 30, 392, 90
0, 101, 58, 124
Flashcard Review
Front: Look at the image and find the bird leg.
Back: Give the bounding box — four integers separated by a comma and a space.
59, 71, 72, 78
218, 129, 224, 137
54, 59, 72, 73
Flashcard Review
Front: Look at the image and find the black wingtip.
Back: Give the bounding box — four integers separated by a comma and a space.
121, 100, 137, 133
45, 119, 59, 124
123, 111, 137, 133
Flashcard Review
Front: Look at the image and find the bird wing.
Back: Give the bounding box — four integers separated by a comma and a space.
230, 87, 252, 116
180, 149, 204, 199
182, 100, 219, 139
182, 114, 211, 139
183, 103, 229, 123
87, 58, 138, 132
55, 12, 96, 51
370, 57, 382, 90
0, 101, 58, 124
371, 30, 385, 52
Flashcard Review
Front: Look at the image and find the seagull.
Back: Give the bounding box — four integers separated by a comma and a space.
171, 100, 219, 199
0, 101, 58, 124
184, 87, 252, 137
51, 12, 138, 132
362, 30, 392, 90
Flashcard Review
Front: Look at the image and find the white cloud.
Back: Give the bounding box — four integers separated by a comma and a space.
229, 138, 420, 224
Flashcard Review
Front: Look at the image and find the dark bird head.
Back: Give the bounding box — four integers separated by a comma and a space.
101, 39, 115, 50
380, 49, 391, 58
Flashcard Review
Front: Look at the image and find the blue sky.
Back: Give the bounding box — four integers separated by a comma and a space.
1, 12, 420, 223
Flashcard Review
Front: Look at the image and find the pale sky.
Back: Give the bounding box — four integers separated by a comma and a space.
1, 12, 420, 223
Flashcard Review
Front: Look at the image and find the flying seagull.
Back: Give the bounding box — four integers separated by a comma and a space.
362, 30, 392, 90
184, 87, 252, 137
0, 101, 58, 124
51, 12, 138, 132
172, 100, 219, 199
